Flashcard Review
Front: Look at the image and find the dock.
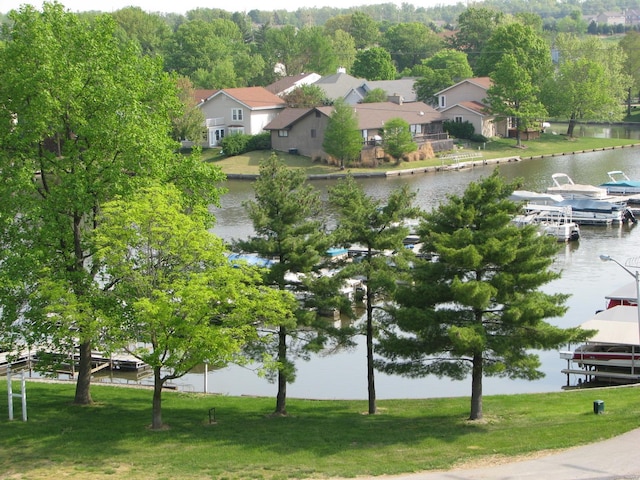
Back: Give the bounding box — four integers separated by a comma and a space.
0, 348, 149, 377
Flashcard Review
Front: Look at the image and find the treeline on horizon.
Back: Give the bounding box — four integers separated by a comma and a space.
2, 0, 640, 29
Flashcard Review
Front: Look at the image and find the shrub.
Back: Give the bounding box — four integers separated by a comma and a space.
220, 133, 252, 156
443, 120, 475, 140
248, 132, 271, 151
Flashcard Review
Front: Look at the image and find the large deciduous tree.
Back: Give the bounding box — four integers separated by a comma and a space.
352, 47, 397, 81
95, 184, 293, 430
448, 7, 505, 74
329, 176, 417, 414
323, 99, 363, 169
0, 3, 224, 405
412, 49, 473, 105
238, 154, 332, 416
381, 22, 443, 73
542, 34, 631, 137
486, 53, 548, 147
376, 170, 591, 420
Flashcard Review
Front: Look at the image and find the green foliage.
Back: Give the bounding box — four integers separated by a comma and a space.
381, 117, 417, 164
248, 132, 272, 151
443, 120, 475, 139
448, 7, 505, 73
220, 133, 252, 155
95, 184, 294, 429
0, 3, 225, 405
381, 22, 443, 72
329, 175, 418, 414
323, 98, 363, 168
237, 153, 333, 415
352, 46, 397, 81
362, 87, 388, 103
376, 170, 593, 420
283, 84, 329, 107
486, 53, 548, 146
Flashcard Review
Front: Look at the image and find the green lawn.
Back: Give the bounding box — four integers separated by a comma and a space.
201, 133, 640, 177
2, 379, 640, 479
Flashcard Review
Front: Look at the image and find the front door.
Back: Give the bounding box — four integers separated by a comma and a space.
208, 127, 225, 147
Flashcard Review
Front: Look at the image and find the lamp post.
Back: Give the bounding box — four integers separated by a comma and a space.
599, 254, 640, 349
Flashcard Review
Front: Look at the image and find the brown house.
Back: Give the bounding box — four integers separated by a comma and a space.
264, 99, 449, 163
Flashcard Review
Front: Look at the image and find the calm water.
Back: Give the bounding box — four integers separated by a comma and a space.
94, 145, 640, 399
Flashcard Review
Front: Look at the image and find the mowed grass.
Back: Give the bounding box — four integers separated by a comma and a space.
201, 133, 640, 177
2, 380, 640, 479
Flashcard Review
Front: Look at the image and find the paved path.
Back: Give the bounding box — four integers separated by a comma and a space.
346, 427, 640, 480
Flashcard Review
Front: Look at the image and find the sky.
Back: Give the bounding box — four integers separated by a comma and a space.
1, 0, 457, 15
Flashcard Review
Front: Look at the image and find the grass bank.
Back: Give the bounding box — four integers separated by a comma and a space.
2, 379, 640, 479
203, 133, 640, 177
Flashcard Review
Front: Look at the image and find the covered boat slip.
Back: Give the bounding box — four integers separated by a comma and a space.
561, 305, 640, 383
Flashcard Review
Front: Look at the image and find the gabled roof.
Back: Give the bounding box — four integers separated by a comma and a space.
263, 108, 316, 130
435, 77, 492, 96
197, 87, 287, 110
442, 100, 489, 116
315, 72, 365, 100
365, 78, 418, 103
194, 89, 218, 104
265, 73, 320, 96
318, 101, 441, 130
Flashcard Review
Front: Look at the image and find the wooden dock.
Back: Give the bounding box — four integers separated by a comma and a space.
0, 348, 149, 377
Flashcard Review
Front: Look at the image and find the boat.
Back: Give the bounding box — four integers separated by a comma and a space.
555, 198, 636, 226
547, 173, 610, 200
560, 283, 640, 384
511, 202, 580, 242
600, 171, 640, 195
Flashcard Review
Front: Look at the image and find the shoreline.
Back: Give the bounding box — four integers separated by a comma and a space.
225, 143, 640, 181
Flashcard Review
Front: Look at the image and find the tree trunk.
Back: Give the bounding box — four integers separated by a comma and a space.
628, 87, 632, 117
366, 284, 376, 415
151, 367, 164, 430
73, 339, 93, 405
469, 352, 483, 420
275, 325, 288, 415
567, 114, 577, 137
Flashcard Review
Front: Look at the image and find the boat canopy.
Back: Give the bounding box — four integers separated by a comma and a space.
579, 305, 640, 345
509, 190, 564, 204
556, 198, 621, 213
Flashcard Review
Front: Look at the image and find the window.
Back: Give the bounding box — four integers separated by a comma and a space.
228, 126, 245, 135
311, 129, 316, 138
455, 116, 463, 123
439, 96, 446, 108
232, 108, 243, 121
278, 130, 289, 137
315, 111, 321, 118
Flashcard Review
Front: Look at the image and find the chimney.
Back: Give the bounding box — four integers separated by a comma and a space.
337, 67, 346, 74
388, 93, 403, 105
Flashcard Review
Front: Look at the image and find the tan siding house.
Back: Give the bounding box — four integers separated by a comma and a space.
193, 87, 287, 147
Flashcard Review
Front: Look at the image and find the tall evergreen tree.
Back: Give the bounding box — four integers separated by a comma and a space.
238, 153, 332, 416
376, 170, 591, 420
329, 175, 417, 414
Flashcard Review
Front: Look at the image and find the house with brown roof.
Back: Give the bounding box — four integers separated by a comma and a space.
435, 77, 502, 138
192, 87, 287, 147
264, 98, 450, 163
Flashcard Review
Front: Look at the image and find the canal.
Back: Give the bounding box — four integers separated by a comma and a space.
98, 144, 640, 400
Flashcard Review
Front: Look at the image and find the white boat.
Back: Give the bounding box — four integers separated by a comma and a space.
547, 173, 610, 200
600, 170, 640, 195
512, 203, 580, 242
554, 198, 636, 226
560, 284, 640, 383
